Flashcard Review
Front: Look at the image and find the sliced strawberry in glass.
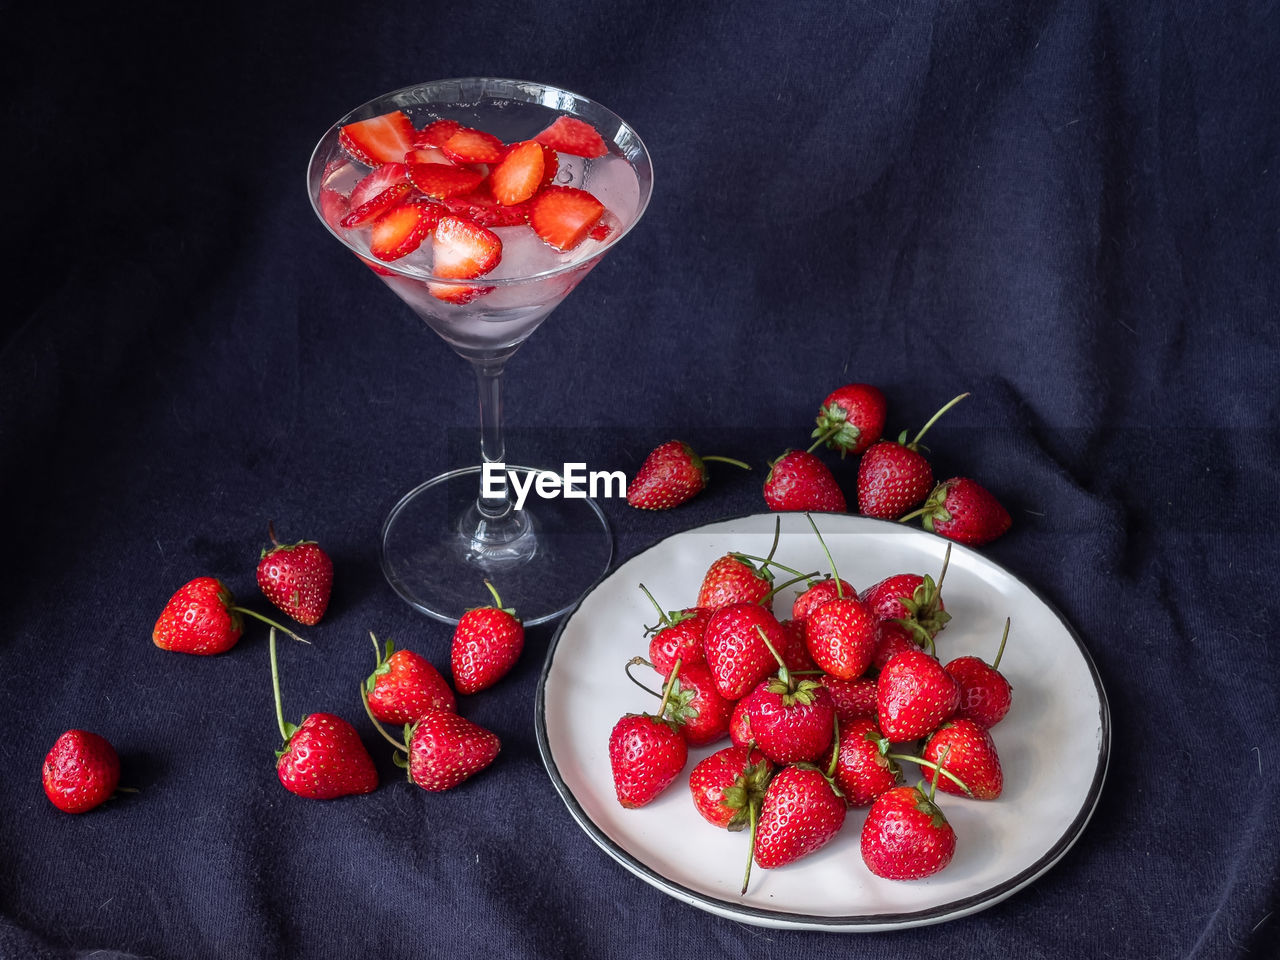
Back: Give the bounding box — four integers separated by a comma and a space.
413, 118, 461, 149
339, 111, 416, 165
403, 146, 450, 165
348, 163, 410, 208
527, 186, 605, 251
432, 215, 502, 279
534, 115, 608, 158
318, 188, 351, 230
443, 189, 529, 228
342, 182, 413, 228
408, 163, 486, 199
489, 140, 546, 206
440, 127, 505, 164
369, 201, 445, 262
427, 281, 494, 304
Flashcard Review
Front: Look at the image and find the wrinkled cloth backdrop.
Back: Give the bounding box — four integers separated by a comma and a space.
2, 1, 1277, 958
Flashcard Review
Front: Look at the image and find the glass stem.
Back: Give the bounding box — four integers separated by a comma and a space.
473, 359, 512, 520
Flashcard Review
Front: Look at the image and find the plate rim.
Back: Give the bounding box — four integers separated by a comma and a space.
533, 512, 1111, 931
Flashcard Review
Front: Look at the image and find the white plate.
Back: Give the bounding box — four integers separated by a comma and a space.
535, 513, 1110, 931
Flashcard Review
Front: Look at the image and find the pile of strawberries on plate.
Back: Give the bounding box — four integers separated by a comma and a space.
608, 517, 1013, 891
627, 383, 1013, 548
41, 528, 524, 814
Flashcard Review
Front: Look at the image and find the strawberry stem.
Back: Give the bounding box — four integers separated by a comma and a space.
483, 579, 503, 608
637, 583, 673, 629
754, 625, 789, 681
992, 617, 1011, 671
927, 744, 953, 802
731, 553, 811, 580
764, 516, 782, 565
826, 714, 841, 780
910, 393, 969, 447
232, 606, 309, 645
624, 657, 665, 698
805, 428, 837, 455
700, 455, 752, 470
741, 793, 759, 895
888, 751, 971, 796
267, 520, 281, 548
655, 658, 683, 717
759, 572, 822, 606
268, 628, 289, 743
896, 506, 928, 524
359, 686, 410, 752
805, 513, 844, 598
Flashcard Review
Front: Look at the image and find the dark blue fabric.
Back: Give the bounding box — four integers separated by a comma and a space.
3, 1, 1278, 957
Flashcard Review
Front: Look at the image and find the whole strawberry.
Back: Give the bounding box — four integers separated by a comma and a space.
804, 595, 877, 680
609, 712, 688, 808
909, 477, 1012, 546
634, 657, 734, 747
638, 584, 709, 676
791, 576, 855, 623
754, 764, 847, 869
270, 629, 377, 799
153, 576, 301, 655
703, 603, 792, 700
277, 713, 379, 799
945, 617, 1013, 728
257, 524, 334, 626
451, 581, 524, 694
861, 781, 956, 880
365, 633, 456, 726
762, 450, 846, 512
861, 547, 952, 650
688, 744, 773, 830
742, 638, 837, 765
811, 383, 887, 457
857, 393, 968, 519
825, 716, 903, 807
406, 709, 501, 791
876, 648, 961, 741
627, 440, 749, 510
42, 730, 121, 814
922, 719, 1003, 800
697, 554, 774, 611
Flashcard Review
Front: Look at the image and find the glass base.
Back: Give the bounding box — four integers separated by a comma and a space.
379, 465, 613, 626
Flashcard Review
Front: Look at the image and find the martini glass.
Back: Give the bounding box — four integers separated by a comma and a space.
307, 78, 653, 626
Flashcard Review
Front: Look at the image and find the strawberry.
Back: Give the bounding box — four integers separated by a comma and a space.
762, 450, 847, 512
627, 440, 749, 510
489, 139, 545, 206
810, 383, 887, 457
364, 632, 456, 726
270, 629, 377, 799
638, 585, 710, 675
791, 576, 856, 622
823, 675, 878, 722
697, 554, 774, 611
922, 719, 1003, 800
870, 620, 923, 674
405, 709, 501, 792
703, 604, 792, 701
369, 201, 443, 262
42, 730, 121, 813
256, 525, 334, 626
403, 146, 450, 165
609, 678, 689, 808
743, 673, 836, 765
153, 577, 244, 655
857, 393, 969, 519
426, 281, 494, 305
276, 713, 379, 799
945, 617, 1013, 728
753, 764, 846, 870
413, 118, 461, 148
688, 744, 773, 829
339, 110, 416, 165
347, 161, 411, 210
909, 477, 1012, 546
777, 618, 819, 673
861, 550, 951, 651
534, 115, 609, 158
442, 190, 530, 227
528, 186, 605, 251
440, 126, 506, 164
432, 215, 502, 279
341, 182, 413, 230
729, 697, 755, 748
825, 716, 902, 807
652, 660, 734, 746
861, 781, 956, 880
876, 648, 960, 741
407, 162, 486, 199
804, 595, 877, 680
450, 581, 524, 694
587, 219, 613, 242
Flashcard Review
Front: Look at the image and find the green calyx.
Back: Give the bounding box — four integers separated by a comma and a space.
901, 481, 954, 530
638, 583, 696, 636
659, 676, 703, 729
765, 674, 822, 707
365, 632, 395, 694
721, 757, 774, 833
810, 403, 862, 457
